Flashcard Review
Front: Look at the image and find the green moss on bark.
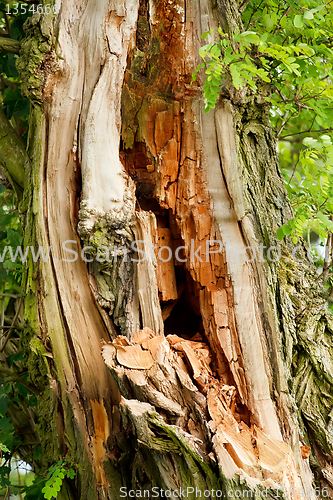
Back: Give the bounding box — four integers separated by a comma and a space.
16, 13, 56, 103
104, 401, 286, 499
231, 87, 333, 483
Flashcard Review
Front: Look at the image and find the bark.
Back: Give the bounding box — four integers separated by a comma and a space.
9, 0, 333, 499
0, 37, 21, 54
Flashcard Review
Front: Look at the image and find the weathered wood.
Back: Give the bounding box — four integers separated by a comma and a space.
133, 211, 164, 336
103, 329, 303, 493
16, 0, 333, 497
155, 227, 178, 301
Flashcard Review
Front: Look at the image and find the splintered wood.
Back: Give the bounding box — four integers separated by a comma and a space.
119, 65, 305, 500
117, 0, 309, 496
123, 94, 248, 409
102, 329, 206, 422
155, 227, 178, 301
102, 328, 302, 493
116, 345, 154, 370
132, 212, 164, 337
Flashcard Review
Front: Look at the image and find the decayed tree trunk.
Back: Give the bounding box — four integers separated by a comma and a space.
13, 0, 333, 498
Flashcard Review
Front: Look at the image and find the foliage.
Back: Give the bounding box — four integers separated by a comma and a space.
278, 134, 333, 243
0, 183, 71, 493
42, 461, 75, 500
0, 188, 27, 499
0, 1, 31, 297
193, 0, 333, 246
0, 184, 23, 293
0, 361, 39, 497
0, 451, 76, 499
0, 1, 30, 139
191, 28, 270, 110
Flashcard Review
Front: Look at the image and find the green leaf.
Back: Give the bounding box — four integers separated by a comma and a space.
210, 44, 221, 58
42, 487, 54, 500
224, 46, 234, 65
66, 469, 76, 479
296, 43, 315, 56
229, 65, 243, 89
200, 31, 211, 40
302, 137, 320, 148
293, 15, 304, 28
263, 14, 274, 29
315, 115, 324, 126
276, 227, 285, 241
241, 31, 260, 45
304, 11, 314, 20
310, 4, 325, 13
282, 224, 291, 235
280, 16, 288, 28
199, 44, 210, 59
317, 212, 333, 231
0, 443, 10, 453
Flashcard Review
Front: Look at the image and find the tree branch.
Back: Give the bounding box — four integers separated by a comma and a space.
280, 128, 333, 139
0, 37, 21, 55
0, 108, 30, 199
0, 167, 12, 189
0, 298, 22, 353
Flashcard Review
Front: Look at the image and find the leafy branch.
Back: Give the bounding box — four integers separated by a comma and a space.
193, 0, 333, 246
0, 36, 20, 54
41, 461, 75, 500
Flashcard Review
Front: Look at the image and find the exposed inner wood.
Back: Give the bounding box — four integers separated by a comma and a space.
115, 0, 309, 495
39, 0, 140, 489
34, 0, 319, 495
102, 328, 301, 491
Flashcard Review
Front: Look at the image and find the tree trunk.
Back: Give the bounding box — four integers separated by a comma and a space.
14, 0, 333, 498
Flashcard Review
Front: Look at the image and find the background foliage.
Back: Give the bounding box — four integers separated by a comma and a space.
196, 0, 333, 265
0, 3, 51, 499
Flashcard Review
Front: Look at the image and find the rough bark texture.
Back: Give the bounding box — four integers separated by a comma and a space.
0, 37, 21, 54
8, 0, 333, 498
